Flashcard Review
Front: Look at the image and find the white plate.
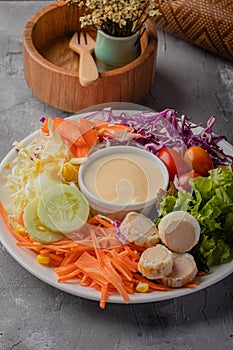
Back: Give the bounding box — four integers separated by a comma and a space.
0, 110, 233, 305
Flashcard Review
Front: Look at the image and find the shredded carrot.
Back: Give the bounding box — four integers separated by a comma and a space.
110, 258, 133, 281
59, 247, 90, 267
41, 117, 65, 133
90, 229, 103, 266
55, 263, 78, 276
101, 253, 130, 304
41, 117, 140, 158
0, 200, 201, 309
41, 118, 98, 157
91, 120, 141, 142
92, 120, 132, 133
100, 285, 108, 309
58, 268, 82, 283
197, 271, 207, 276
0, 202, 29, 242
183, 281, 199, 288
17, 210, 24, 226
133, 274, 172, 291
44, 253, 64, 263
87, 215, 114, 228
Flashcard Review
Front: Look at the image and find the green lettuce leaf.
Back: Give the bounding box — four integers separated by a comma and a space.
157, 166, 233, 266
200, 235, 233, 266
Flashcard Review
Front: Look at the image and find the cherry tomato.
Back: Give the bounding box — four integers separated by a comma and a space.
178, 171, 201, 190
157, 147, 190, 181
184, 146, 214, 177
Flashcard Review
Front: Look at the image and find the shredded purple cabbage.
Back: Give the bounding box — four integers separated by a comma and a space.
114, 220, 127, 245
85, 108, 233, 167
40, 117, 46, 123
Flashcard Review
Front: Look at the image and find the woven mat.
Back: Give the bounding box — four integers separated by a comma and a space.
153, 0, 233, 61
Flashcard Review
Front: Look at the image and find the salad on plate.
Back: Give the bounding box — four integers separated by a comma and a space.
0, 108, 232, 309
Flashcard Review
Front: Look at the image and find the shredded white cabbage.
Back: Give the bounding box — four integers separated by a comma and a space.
6, 120, 71, 221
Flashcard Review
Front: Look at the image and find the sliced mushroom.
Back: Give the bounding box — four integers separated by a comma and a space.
138, 244, 173, 279
158, 211, 200, 252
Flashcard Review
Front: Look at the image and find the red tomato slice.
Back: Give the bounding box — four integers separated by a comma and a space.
178, 171, 201, 190
157, 148, 190, 181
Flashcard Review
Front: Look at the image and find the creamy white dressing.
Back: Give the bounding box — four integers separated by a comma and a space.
83, 152, 165, 205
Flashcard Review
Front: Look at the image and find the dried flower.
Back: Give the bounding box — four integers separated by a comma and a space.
66, 0, 167, 37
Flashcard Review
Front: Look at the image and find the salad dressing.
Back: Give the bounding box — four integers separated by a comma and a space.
83, 152, 165, 205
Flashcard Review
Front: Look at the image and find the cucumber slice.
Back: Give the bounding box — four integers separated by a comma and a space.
23, 198, 63, 243
37, 184, 89, 234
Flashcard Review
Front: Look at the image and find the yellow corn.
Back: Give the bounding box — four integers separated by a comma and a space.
136, 282, 149, 293
62, 164, 79, 183
3, 163, 10, 169
15, 225, 26, 235
36, 254, 50, 265
35, 159, 42, 173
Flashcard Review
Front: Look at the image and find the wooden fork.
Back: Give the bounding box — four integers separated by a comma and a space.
69, 32, 99, 87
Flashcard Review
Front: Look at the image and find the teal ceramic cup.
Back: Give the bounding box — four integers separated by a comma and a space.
94, 30, 141, 67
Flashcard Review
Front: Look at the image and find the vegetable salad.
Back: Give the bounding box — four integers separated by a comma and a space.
1, 108, 233, 308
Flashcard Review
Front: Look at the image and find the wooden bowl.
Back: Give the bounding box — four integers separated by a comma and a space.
23, 1, 158, 112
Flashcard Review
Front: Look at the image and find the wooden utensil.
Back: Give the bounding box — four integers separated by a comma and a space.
69, 32, 99, 87
23, 2, 157, 112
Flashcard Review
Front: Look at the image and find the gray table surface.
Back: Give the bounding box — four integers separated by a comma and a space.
0, 1, 233, 350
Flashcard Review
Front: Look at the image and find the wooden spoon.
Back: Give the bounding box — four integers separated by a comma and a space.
69, 32, 99, 87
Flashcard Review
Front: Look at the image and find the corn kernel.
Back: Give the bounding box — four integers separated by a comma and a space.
36, 254, 50, 265
62, 164, 78, 183
3, 163, 10, 169
136, 282, 149, 293
16, 225, 26, 235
